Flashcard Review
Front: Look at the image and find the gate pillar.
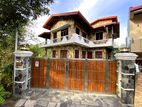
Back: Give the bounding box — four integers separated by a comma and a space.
115, 53, 138, 107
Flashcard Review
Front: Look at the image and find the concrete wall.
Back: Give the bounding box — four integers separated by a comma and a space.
130, 13, 142, 53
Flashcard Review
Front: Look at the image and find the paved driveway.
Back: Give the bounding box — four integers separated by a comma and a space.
15, 89, 122, 107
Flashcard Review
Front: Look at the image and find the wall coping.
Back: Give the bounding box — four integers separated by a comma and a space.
115, 52, 138, 60
14, 51, 33, 57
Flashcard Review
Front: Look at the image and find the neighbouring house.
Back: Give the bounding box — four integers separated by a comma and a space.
39, 11, 119, 59
129, 5, 142, 71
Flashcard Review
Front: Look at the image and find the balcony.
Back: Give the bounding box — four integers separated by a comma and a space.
40, 33, 113, 48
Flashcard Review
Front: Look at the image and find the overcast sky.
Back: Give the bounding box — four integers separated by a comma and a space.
32, 0, 141, 45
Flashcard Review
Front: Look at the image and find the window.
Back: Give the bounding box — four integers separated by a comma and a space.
52, 50, 56, 58
60, 50, 67, 58
95, 51, 102, 58
75, 50, 79, 58
96, 32, 103, 40
82, 51, 86, 58
87, 51, 92, 59
76, 27, 80, 35
61, 28, 68, 36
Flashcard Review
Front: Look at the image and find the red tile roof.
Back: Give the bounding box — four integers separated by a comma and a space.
130, 5, 142, 12
43, 11, 92, 30
93, 22, 119, 29
90, 16, 118, 26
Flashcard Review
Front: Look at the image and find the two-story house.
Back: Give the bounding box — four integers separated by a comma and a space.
129, 5, 142, 70
39, 11, 119, 59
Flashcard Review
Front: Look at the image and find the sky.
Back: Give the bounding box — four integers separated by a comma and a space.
31, 0, 141, 46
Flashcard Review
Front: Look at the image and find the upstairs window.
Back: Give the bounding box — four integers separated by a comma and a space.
96, 32, 103, 40
61, 28, 68, 36
95, 51, 102, 58
76, 27, 80, 35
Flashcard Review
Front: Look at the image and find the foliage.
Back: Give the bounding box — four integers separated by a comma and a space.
29, 44, 45, 57
0, 36, 14, 71
0, 0, 53, 39
0, 0, 53, 103
47, 49, 52, 58
28, 44, 51, 58
1, 63, 13, 92
0, 85, 11, 105
0, 0, 53, 67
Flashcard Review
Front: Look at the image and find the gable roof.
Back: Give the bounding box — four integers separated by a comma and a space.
43, 11, 92, 30
130, 5, 142, 12
90, 16, 118, 26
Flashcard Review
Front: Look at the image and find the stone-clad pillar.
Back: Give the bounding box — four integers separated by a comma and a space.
115, 53, 138, 107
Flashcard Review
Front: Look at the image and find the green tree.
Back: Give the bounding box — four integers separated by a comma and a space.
0, 0, 53, 74
0, 0, 53, 102
0, 85, 10, 104
28, 44, 51, 58
0, 0, 53, 39
29, 44, 45, 57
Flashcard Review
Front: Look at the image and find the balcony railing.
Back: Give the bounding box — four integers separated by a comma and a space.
40, 33, 113, 48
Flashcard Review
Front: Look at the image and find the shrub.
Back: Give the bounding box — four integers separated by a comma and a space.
0, 85, 11, 105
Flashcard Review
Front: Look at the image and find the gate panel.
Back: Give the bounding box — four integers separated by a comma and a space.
31, 58, 47, 88
108, 61, 117, 93
48, 59, 66, 89
39, 59, 47, 88
88, 60, 106, 92
67, 60, 85, 91
31, 58, 40, 87
31, 58, 117, 93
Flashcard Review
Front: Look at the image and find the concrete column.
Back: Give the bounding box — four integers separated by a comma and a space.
115, 53, 138, 107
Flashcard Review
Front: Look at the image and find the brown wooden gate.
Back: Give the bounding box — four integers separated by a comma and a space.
48, 59, 66, 89
31, 58, 117, 94
31, 58, 47, 88
67, 60, 85, 91
108, 61, 117, 93
87, 60, 106, 92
